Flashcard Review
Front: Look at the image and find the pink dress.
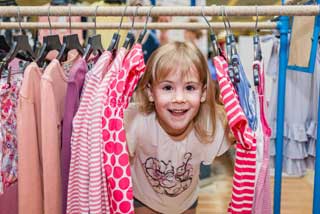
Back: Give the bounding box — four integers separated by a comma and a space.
214, 56, 257, 214
101, 44, 145, 214
67, 51, 112, 213
252, 60, 272, 214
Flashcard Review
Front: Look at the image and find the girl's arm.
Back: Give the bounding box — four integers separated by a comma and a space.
124, 103, 141, 157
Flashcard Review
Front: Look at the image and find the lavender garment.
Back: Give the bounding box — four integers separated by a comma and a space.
61, 58, 88, 214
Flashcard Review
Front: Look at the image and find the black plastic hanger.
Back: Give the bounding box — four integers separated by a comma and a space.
83, 6, 104, 61
83, 35, 104, 61
123, 6, 139, 49
57, 5, 84, 62
137, 6, 153, 44
0, 35, 35, 61
0, 7, 35, 77
201, 6, 223, 58
0, 35, 10, 52
36, 6, 62, 67
0, 35, 10, 60
107, 6, 128, 52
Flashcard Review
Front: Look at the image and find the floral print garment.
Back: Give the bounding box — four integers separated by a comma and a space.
0, 64, 24, 194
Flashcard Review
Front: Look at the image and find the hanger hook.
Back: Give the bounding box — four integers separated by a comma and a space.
255, 5, 258, 35
131, 6, 139, 32
221, 6, 228, 34
224, 6, 232, 34
117, 5, 128, 34
142, 6, 153, 33
94, 5, 99, 35
48, 5, 52, 35
201, 6, 214, 35
68, 4, 72, 35
17, 6, 22, 34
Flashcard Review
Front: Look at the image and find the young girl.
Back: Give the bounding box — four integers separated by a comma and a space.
124, 41, 232, 214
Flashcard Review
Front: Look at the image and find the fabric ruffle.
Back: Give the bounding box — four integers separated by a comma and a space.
269, 121, 311, 177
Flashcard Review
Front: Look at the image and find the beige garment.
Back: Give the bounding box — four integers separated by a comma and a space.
17, 62, 43, 214
40, 56, 78, 214
288, 16, 314, 67
124, 103, 230, 214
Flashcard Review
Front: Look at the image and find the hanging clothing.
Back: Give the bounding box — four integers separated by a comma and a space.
268, 37, 314, 176
41, 56, 78, 214
214, 56, 256, 214
61, 58, 88, 214
83, 47, 127, 214
84, 48, 128, 214
0, 60, 24, 214
306, 46, 320, 169
0, 73, 22, 192
233, 54, 257, 131
17, 62, 43, 214
252, 60, 272, 214
101, 44, 145, 214
0, 58, 27, 191
67, 51, 112, 214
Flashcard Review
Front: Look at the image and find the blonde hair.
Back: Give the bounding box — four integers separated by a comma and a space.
134, 41, 225, 144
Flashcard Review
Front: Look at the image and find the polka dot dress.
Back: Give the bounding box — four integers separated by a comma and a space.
102, 44, 145, 214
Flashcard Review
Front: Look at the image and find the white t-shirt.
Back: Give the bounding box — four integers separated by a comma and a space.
124, 104, 230, 214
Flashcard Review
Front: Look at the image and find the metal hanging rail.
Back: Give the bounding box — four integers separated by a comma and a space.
0, 3, 318, 214
0, 21, 277, 30
0, 5, 318, 17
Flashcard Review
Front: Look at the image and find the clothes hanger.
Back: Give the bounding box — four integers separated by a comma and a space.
220, 6, 236, 84
122, 5, 139, 49
201, 6, 223, 58
57, 4, 84, 62
36, 5, 62, 67
0, 6, 35, 77
107, 5, 127, 52
83, 5, 104, 61
223, 6, 240, 84
137, 6, 153, 44
0, 35, 10, 52
0, 35, 10, 60
253, 6, 261, 86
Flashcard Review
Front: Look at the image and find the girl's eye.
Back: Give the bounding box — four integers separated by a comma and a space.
162, 85, 172, 91
186, 85, 196, 91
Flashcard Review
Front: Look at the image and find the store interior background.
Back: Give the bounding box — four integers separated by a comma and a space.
1, 0, 315, 213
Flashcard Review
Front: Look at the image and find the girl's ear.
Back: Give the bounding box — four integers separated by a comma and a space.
200, 85, 207, 103
146, 84, 154, 102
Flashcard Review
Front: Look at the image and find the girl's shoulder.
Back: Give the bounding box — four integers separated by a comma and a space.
124, 102, 152, 131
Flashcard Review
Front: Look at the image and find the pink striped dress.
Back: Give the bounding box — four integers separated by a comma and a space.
86, 48, 127, 214
101, 44, 145, 214
214, 56, 257, 214
67, 51, 112, 214
252, 60, 272, 214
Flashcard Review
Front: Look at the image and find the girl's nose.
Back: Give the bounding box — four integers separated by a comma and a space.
172, 90, 186, 103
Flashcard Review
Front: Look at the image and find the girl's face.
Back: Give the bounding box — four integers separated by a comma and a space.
147, 68, 207, 138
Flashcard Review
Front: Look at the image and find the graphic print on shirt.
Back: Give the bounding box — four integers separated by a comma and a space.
143, 152, 193, 197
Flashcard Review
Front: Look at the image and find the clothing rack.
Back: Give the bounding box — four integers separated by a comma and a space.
0, 5, 319, 214
0, 5, 318, 16
0, 22, 277, 30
